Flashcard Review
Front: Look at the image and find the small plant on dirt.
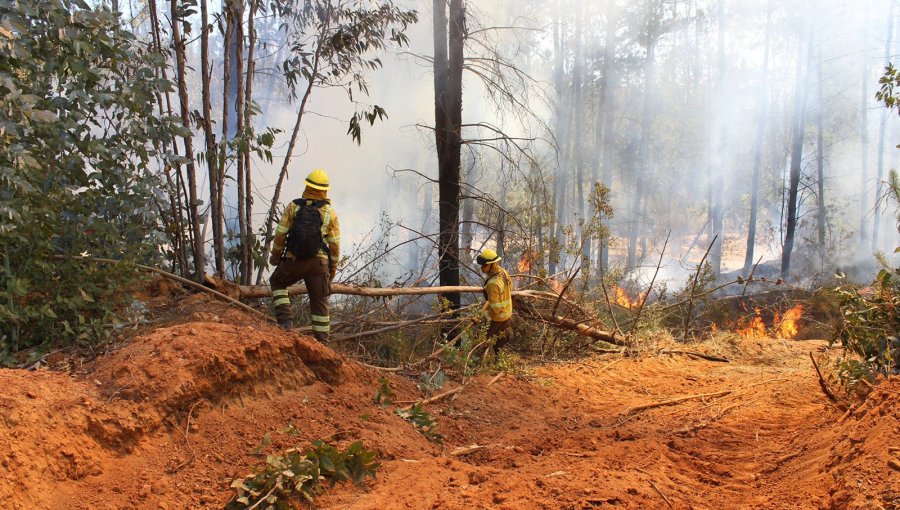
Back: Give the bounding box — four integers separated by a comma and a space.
396, 403, 443, 444
832, 269, 900, 384
373, 376, 394, 407
417, 368, 447, 395
226, 440, 379, 509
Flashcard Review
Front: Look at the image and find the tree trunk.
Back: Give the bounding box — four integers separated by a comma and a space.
859, 0, 870, 257
743, 5, 771, 274
243, 0, 258, 285
460, 150, 475, 255
873, 1, 895, 252
230, 0, 247, 283
170, 0, 204, 281
571, 3, 587, 266
433, 0, 465, 318
550, 4, 568, 276
629, 1, 657, 271
708, 0, 726, 275
781, 28, 813, 278
596, 0, 617, 276
815, 21, 826, 269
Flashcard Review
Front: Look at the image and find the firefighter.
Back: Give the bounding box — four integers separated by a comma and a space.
476, 248, 513, 352
269, 169, 340, 341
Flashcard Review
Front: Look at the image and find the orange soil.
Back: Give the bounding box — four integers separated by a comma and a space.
0, 297, 898, 510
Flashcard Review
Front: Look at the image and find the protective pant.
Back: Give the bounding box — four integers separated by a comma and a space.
269, 257, 331, 341
487, 319, 512, 353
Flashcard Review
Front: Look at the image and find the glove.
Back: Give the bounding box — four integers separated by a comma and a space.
329, 265, 337, 281
269, 252, 281, 266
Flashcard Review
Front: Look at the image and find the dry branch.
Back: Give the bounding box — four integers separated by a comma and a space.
625, 389, 733, 416
399, 386, 463, 411
659, 350, 730, 363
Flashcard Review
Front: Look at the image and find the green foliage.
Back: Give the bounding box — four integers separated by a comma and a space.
373, 376, 394, 407
274, 0, 417, 144
417, 368, 446, 395
395, 403, 443, 444
832, 270, 900, 383
227, 440, 379, 509
0, 0, 176, 355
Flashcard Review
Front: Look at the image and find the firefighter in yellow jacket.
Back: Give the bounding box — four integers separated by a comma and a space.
269, 169, 340, 341
477, 249, 513, 352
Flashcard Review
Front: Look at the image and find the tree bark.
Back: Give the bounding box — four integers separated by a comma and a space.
743, 5, 771, 274
596, 0, 617, 276
198, 0, 222, 278
873, 1, 895, 252
781, 28, 813, 278
433, 0, 465, 318
708, 0, 726, 275
170, 0, 205, 281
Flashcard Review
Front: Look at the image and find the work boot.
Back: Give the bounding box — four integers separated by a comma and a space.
278, 319, 293, 331
313, 332, 329, 343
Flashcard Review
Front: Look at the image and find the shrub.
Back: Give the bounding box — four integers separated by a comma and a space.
227, 440, 379, 509
0, 0, 175, 357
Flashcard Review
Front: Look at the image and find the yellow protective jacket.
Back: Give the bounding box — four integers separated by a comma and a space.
484, 266, 513, 322
272, 188, 340, 271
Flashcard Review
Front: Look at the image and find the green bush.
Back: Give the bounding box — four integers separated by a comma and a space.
0, 0, 175, 356
227, 440, 379, 509
832, 268, 900, 383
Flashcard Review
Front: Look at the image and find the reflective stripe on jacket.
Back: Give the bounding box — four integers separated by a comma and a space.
272, 188, 340, 266
484, 266, 513, 322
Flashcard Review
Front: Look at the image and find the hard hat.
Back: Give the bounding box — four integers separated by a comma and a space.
305, 169, 329, 190
476, 248, 502, 266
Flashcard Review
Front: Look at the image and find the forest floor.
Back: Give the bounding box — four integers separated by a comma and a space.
1, 289, 898, 510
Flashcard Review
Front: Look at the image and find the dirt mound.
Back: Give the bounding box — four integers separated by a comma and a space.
0, 298, 897, 509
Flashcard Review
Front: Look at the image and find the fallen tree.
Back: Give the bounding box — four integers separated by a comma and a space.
205, 276, 625, 346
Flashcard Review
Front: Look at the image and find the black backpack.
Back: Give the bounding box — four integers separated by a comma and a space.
285, 198, 328, 258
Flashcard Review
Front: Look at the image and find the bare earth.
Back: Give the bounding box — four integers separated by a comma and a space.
0, 295, 898, 510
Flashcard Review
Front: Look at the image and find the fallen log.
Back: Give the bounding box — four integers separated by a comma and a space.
521, 310, 625, 346
235, 280, 485, 298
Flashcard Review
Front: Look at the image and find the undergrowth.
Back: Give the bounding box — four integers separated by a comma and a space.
226, 440, 379, 509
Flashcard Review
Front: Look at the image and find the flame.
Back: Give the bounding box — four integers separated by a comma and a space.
610, 286, 646, 309
517, 251, 533, 272
775, 304, 804, 339
547, 278, 564, 295
736, 308, 767, 338
711, 322, 719, 332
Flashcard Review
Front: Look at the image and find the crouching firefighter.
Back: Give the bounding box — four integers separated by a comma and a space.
477, 249, 513, 353
268, 169, 340, 341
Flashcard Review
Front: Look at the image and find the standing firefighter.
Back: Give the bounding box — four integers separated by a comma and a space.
269, 169, 340, 341
477, 249, 513, 352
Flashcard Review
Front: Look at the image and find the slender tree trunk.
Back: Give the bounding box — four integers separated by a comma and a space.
816, 23, 827, 269
628, 1, 657, 271
571, 3, 587, 266
743, 5, 771, 274
433, 0, 465, 317
149, 0, 189, 276
859, 0, 870, 256
200, 0, 221, 278
231, 1, 248, 283
550, 5, 568, 275
460, 150, 475, 255
255, 16, 329, 284
708, 0, 726, 275
243, 0, 258, 285
781, 28, 813, 278
597, 0, 617, 275
873, 0, 895, 252
170, 0, 204, 281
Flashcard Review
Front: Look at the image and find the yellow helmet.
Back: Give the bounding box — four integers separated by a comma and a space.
305, 169, 330, 190
476, 248, 501, 266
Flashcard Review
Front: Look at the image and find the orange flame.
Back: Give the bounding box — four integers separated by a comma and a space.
547, 278, 564, 295
610, 286, 646, 309
775, 304, 804, 339
711, 322, 719, 332
517, 251, 533, 272
736, 308, 767, 338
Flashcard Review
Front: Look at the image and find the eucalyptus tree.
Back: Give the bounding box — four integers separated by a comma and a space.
0, 0, 178, 351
